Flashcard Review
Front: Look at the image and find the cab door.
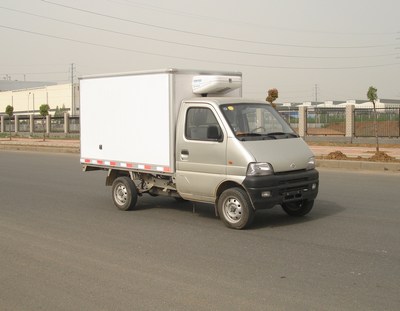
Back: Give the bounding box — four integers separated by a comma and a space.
175, 103, 227, 202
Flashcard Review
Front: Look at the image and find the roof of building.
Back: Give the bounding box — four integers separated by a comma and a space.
0, 80, 57, 92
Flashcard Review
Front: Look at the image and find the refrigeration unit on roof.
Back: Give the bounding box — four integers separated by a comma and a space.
192, 75, 241, 95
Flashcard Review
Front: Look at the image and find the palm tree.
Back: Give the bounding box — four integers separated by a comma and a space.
5, 105, 14, 141
367, 86, 379, 154
266, 88, 279, 109
39, 104, 50, 141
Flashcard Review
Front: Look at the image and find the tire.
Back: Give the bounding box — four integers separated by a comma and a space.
217, 187, 254, 230
111, 176, 138, 211
281, 199, 314, 217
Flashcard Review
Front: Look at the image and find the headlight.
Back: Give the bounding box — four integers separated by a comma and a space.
306, 157, 316, 170
247, 162, 274, 176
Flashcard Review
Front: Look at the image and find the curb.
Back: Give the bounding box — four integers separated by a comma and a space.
316, 159, 400, 172
0, 143, 79, 154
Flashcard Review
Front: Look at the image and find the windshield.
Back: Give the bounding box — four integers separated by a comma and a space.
220, 103, 298, 141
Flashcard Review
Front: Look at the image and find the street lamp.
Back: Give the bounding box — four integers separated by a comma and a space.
28, 92, 31, 115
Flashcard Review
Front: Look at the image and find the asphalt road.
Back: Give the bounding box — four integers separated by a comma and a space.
0, 151, 399, 311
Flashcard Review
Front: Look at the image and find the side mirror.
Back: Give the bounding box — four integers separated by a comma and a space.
207, 125, 223, 142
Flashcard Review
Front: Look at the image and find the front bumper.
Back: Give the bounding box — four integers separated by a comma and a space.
243, 169, 319, 209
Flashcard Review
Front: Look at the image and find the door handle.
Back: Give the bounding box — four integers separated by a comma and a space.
180, 149, 189, 160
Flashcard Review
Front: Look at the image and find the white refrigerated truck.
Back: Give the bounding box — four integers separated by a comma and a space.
80, 69, 319, 229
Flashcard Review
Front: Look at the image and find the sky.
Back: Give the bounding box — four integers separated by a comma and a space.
0, 0, 399, 103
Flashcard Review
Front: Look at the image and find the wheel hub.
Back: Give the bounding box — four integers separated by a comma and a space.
115, 184, 128, 204
224, 198, 243, 222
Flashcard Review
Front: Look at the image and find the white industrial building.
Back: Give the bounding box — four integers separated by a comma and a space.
281, 99, 400, 110
2, 79, 398, 117
0, 83, 79, 116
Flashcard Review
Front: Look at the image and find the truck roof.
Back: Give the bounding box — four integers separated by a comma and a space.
184, 97, 270, 106
79, 68, 242, 80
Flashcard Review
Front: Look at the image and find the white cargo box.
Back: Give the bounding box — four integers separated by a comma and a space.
80, 69, 242, 174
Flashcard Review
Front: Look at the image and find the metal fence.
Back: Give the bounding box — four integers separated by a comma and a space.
2, 118, 15, 132
306, 108, 346, 136
277, 108, 299, 130
0, 114, 80, 135
69, 116, 80, 133
50, 116, 65, 133
354, 108, 400, 138
2, 109, 400, 138
33, 117, 45, 132
17, 116, 30, 132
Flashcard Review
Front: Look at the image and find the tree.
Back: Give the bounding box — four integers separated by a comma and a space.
54, 104, 68, 118
5, 105, 14, 141
39, 104, 50, 141
367, 86, 379, 154
266, 88, 279, 109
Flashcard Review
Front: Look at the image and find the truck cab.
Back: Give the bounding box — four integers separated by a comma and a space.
175, 97, 318, 229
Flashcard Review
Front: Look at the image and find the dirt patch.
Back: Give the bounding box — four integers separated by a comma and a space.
322, 150, 399, 162
369, 151, 396, 162
325, 151, 349, 160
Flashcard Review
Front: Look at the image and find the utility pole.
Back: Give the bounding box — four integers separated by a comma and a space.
314, 84, 319, 103
71, 63, 75, 116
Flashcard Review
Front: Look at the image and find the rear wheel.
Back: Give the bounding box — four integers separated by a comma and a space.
281, 199, 314, 217
217, 187, 254, 229
112, 176, 138, 211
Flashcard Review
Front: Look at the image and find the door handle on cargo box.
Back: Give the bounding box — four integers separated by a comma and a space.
180, 149, 189, 160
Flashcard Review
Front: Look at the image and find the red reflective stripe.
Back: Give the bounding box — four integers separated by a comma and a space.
84, 159, 169, 172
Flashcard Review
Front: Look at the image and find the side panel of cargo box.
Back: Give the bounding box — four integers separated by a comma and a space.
80, 72, 175, 173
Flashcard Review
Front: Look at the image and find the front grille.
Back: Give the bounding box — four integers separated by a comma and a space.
275, 169, 307, 176
279, 177, 309, 186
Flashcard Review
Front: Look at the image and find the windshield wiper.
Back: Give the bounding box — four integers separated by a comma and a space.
265, 132, 298, 139
236, 132, 262, 137
236, 132, 275, 141
236, 132, 298, 141
263, 132, 299, 139
236, 132, 262, 141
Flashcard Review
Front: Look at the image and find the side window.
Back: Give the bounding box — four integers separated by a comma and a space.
185, 107, 223, 141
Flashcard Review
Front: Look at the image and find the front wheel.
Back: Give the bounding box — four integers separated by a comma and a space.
217, 187, 254, 230
281, 199, 314, 217
112, 176, 138, 211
